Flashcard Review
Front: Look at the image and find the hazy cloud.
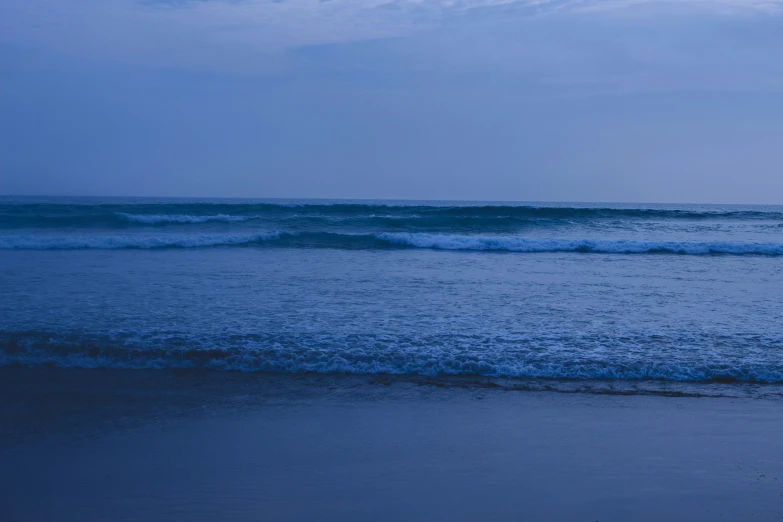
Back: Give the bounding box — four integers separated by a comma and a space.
2, 0, 783, 202
3, 0, 783, 62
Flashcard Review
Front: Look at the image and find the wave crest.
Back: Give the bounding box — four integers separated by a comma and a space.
0, 232, 283, 250
2, 231, 783, 254
376, 233, 783, 255
116, 213, 254, 224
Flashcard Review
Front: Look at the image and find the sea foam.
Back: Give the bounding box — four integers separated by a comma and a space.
2, 333, 782, 384
3, 231, 783, 254
375, 233, 783, 255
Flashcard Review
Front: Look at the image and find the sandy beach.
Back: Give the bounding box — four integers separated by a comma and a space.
2, 368, 782, 522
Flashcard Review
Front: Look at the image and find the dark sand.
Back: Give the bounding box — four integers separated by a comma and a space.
1, 368, 782, 522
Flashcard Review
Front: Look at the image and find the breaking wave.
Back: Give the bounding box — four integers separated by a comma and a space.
376, 233, 783, 255
3, 231, 782, 255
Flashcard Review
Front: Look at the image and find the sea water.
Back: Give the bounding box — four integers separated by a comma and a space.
1, 197, 782, 386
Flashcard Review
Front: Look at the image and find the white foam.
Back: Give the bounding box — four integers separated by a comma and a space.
3, 347, 782, 383
376, 233, 783, 255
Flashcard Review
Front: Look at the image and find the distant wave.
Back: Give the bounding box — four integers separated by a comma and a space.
2, 231, 783, 255
2, 332, 782, 383
0, 232, 282, 250
116, 213, 255, 224
102, 202, 783, 221
3, 202, 783, 230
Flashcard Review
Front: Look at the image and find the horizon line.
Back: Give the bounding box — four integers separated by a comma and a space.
0, 194, 781, 207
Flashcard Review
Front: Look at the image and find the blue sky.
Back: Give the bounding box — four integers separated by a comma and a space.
1, 0, 783, 202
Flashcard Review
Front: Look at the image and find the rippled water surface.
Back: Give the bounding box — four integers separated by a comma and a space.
1, 197, 782, 386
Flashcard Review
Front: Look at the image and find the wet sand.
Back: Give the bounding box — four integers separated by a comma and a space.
1, 368, 782, 521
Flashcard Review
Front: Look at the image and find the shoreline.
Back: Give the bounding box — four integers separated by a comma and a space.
3, 367, 783, 445
2, 367, 783, 521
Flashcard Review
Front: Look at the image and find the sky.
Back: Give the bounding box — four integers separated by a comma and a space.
1, 0, 783, 203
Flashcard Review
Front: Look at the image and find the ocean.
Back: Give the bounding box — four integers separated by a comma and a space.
2, 196, 782, 392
